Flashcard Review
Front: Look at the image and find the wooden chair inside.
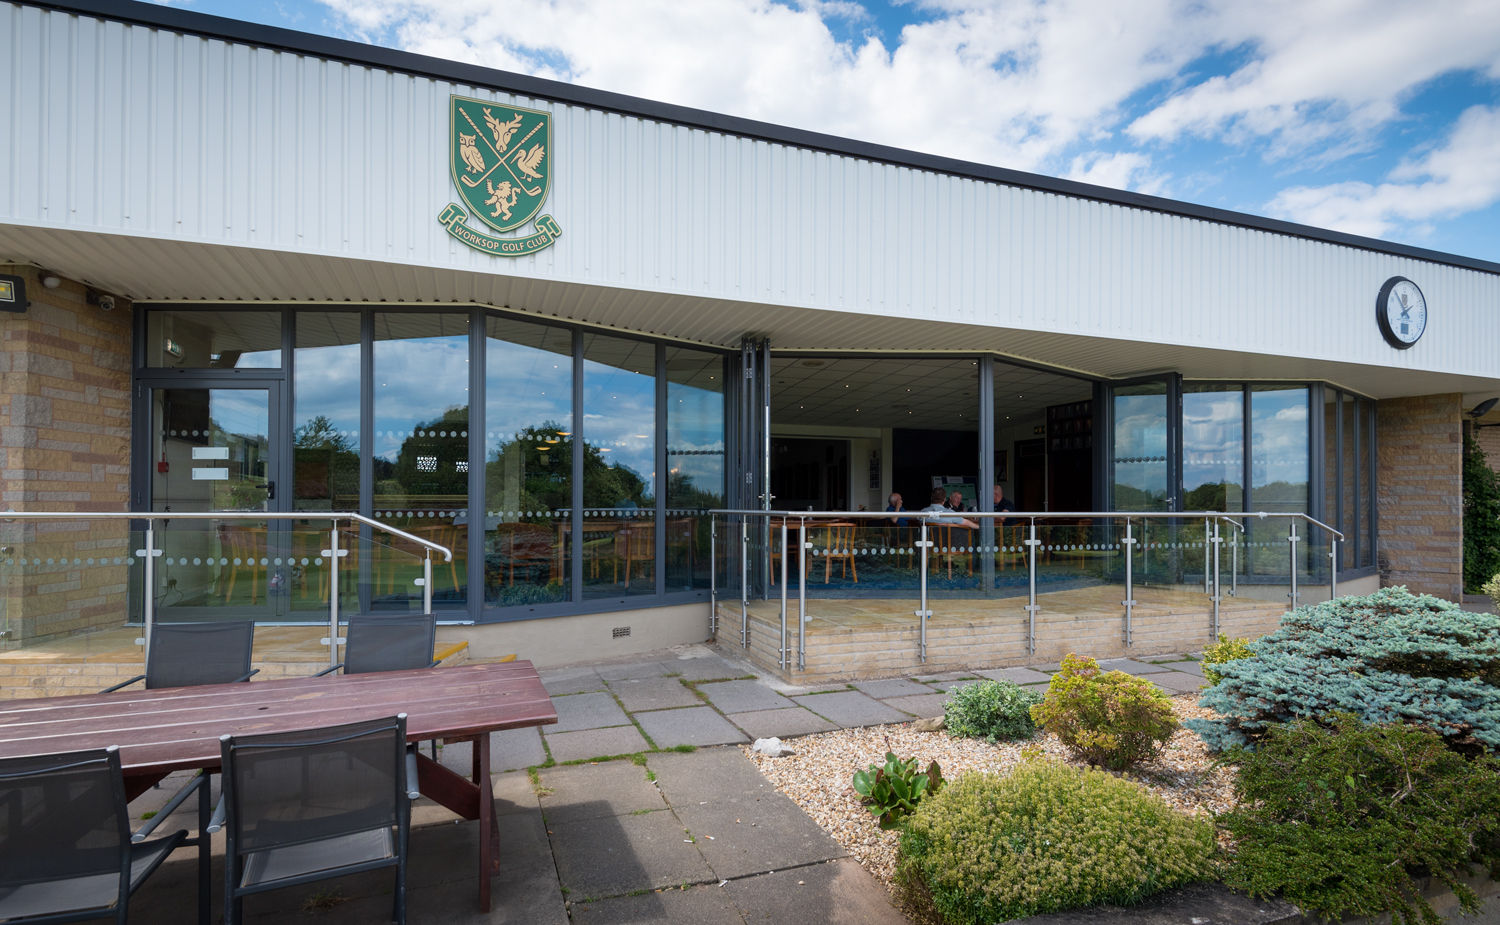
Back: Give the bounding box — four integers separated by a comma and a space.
491, 522, 558, 586
815, 522, 858, 584
413, 523, 464, 595
612, 521, 655, 588
220, 526, 267, 604
929, 524, 974, 580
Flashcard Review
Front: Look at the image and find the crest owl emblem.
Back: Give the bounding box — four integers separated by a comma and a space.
458, 132, 485, 174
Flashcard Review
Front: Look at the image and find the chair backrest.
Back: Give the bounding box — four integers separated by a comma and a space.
342, 613, 437, 675
146, 621, 256, 689
221, 716, 405, 858
0, 748, 129, 895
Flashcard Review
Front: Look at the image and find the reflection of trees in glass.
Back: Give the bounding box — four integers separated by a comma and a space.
294, 414, 358, 507
486, 421, 572, 519
210, 415, 269, 509
1184, 482, 1238, 512
382, 407, 469, 502
1113, 483, 1169, 511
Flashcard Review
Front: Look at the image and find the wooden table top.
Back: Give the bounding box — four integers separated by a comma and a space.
0, 661, 556, 777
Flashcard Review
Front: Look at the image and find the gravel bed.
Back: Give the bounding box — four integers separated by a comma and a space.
744, 695, 1236, 888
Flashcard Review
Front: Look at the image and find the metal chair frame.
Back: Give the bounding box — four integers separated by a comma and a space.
101, 621, 259, 694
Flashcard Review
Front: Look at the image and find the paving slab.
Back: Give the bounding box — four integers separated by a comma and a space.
1150, 672, 1207, 693
541, 665, 607, 696
926, 678, 986, 693
596, 660, 676, 681
650, 748, 846, 881
1098, 658, 1173, 676
979, 666, 1055, 685
698, 679, 794, 714
493, 769, 542, 817
1008, 880, 1296, 925
608, 676, 703, 711
1027, 662, 1064, 673
1163, 659, 1206, 677
792, 690, 909, 728
723, 859, 910, 925
571, 883, 748, 924
439, 725, 547, 775
544, 725, 651, 763
549, 808, 715, 898
881, 693, 951, 718
538, 759, 667, 823
668, 656, 748, 682
551, 691, 631, 732
728, 707, 838, 740
636, 706, 749, 748
851, 678, 931, 699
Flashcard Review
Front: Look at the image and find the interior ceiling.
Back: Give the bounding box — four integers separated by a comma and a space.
771, 357, 1091, 432
5, 224, 1500, 403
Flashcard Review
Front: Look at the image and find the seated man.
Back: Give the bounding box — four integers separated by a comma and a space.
921, 487, 977, 528
884, 492, 909, 527
947, 489, 973, 512
993, 484, 1017, 523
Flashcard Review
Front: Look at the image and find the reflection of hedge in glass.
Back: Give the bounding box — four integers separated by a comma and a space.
293, 414, 358, 504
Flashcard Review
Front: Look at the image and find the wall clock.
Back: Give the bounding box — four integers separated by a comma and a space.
1376, 276, 1426, 349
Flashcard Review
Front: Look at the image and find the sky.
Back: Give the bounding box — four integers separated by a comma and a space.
162, 0, 1500, 263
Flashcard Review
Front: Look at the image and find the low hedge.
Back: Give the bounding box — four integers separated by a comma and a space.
897, 760, 1216, 924
943, 679, 1042, 743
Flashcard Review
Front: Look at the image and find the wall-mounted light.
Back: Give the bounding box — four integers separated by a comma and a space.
0, 273, 26, 313
39, 273, 61, 289
1469, 398, 1499, 430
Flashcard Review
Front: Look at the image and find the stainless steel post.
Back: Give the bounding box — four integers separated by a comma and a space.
709, 517, 717, 636
1287, 520, 1300, 611
1231, 525, 1238, 597
328, 524, 341, 666
1210, 519, 1221, 639
139, 527, 157, 661
1121, 519, 1135, 648
740, 518, 749, 648
423, 553, 433, 616
1202, 517, 1210, 594
1024, 520, 1040, 656
779, 520, 788, 670
798, 516, 807, 671
1329, 537, 1338, 602
916, 519, 930, 663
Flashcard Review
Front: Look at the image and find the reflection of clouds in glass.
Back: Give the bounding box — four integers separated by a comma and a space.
485, 338, 572, 448
210, 390, 268, 440
295, 343, 361, 435
374, 336, 469, 462
584, 359, 655, 480
1252, 389, 1309, 487
1183, 391, 1243, 491
668, 380, 724, 499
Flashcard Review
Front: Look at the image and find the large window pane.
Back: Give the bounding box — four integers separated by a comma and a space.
373, 313, 470, 609
1182, 386, 1243, 512
484, 318, 573, 608
293, 313, 361, 512
146, 310, 281, 368
1362, 400, 1376, 568
1250, 386, 1309, 513
582, 335, 656, 600
1113, 383, 1170, 511
666, 348, 725, 591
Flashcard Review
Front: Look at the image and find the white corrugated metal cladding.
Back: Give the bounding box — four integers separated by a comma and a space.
2, 1, 1497, 396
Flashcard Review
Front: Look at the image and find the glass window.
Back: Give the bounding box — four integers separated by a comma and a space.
373, 313, 471, 609
1249, 386, 1309, 513
1362, 400, 1376, 568
582, 334, 657, 600
666, 348, 725, 591
293, 313, 361, 512
145, 310, 281, 368
1113, 382, 1170, 511
484, 318, 573, 607
1182, 386, 1244, 512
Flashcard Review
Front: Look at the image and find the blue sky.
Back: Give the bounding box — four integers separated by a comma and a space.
167, 0, 1500, 263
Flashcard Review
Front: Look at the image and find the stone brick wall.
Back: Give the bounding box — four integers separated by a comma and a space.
1376, 394, 1463, 600
1, 266, 134, 648
1474, 418, 1500, 473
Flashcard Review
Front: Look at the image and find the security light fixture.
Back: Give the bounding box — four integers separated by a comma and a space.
0, 273, 25, 313
1470, 398, 1500, 430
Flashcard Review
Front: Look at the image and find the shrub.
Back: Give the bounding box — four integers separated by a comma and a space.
1187, 587, 1500, 754
852, 752, 945, 830
1201, 634, 1255, 686
1028, 654, 1178, 769
897, 760, 1216, 924
1222, 713, 1500, 925
1486, 571, 1500, 617
1464, 435, 1500, 594
943, 679, 1043, 742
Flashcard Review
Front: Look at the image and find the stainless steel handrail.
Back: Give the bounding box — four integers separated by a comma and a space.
711, 508, 1342, 671
3, 509, 453, 667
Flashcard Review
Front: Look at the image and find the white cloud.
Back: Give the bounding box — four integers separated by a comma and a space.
1064, 150, 1169, 195
1265, 105, 1500, 238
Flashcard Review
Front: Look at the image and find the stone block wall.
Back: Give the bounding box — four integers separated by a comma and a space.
1474, 418, 1500, 473
1, 266, 135, 648
1376, 394, 1463, 601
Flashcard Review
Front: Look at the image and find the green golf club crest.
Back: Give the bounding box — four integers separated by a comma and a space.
438, 96, 561, 256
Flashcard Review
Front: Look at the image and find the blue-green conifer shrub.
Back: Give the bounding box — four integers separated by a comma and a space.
1187, 587, 1500, 753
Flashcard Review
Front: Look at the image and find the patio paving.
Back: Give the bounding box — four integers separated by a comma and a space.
636, 705, 750, 748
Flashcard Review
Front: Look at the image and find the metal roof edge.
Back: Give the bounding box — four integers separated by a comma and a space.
22, 0, 1500, 278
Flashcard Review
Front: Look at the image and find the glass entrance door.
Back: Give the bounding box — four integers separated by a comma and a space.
1110, 376, 1181, 512
145, 384, 282, 620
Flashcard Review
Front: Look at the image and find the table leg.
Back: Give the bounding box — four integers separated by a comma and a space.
474, 733, 493, 912
199, 771, 212, 925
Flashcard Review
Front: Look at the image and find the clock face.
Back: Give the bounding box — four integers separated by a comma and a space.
1376, 277, 1426, 349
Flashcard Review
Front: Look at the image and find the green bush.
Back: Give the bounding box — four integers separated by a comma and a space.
1028, 654, 1178, 769
1486, 572, 1500, 617
851, 752, 946, 830
1188, 587, 1500, 754
1222, 713, 1500, 925
943, 679, 1043, 742
898, 761, 1216, 924
1201, 634, 1255, 686
1464, 435, 1500, 594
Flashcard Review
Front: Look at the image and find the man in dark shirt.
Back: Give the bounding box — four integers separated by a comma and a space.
993, 484, 1017, 524
884, 492, 909, 527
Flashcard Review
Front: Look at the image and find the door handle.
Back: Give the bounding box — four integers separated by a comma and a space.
266, 481, 276, 500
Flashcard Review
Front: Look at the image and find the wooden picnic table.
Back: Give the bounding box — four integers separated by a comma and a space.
0, 661, 556, 914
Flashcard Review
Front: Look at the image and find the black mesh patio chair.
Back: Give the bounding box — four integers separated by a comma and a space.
209, 715, 414, 925
102, 621, 259, 693
0, 747, 191, 924
313, 613, 438, 677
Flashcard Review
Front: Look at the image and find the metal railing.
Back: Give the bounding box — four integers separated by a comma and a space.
1, 511, 452, 666
709, 508, 1342, 671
